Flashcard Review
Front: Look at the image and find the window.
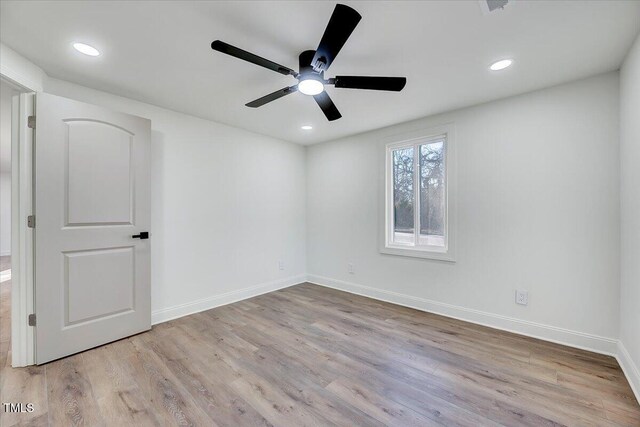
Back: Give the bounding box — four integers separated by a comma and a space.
381, 126, 455, 261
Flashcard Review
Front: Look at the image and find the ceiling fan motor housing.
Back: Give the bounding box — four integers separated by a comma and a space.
299, 50, 324, 81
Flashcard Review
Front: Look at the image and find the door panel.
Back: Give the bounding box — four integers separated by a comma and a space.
35, 93, 151, 364
66, 120, 133, 225
64, 247, 134, 325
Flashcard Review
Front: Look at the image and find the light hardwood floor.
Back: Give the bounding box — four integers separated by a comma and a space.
1, 262, 639, 426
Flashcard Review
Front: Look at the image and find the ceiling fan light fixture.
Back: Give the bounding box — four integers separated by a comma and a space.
298, 78, 324, 96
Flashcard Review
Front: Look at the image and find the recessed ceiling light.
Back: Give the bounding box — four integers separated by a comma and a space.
73, 42, 100, 57
490, 59, 512, 71
301, 125, 313, 130
298, 79, 324, 96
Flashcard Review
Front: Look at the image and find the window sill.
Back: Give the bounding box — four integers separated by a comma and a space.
380, 245, 456, 262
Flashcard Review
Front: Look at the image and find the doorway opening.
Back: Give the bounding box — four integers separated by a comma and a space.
1, 76, 35, 367
1, 79, 19, 367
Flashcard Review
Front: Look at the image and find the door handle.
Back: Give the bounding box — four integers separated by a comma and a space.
132, 232, 149, 240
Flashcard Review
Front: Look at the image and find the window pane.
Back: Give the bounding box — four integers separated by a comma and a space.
419, 141, 445, 247
392, 147, 414, 244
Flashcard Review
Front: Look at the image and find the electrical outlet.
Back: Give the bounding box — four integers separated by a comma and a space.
278, 260, 284, 271
347, 263, 355, 274
515, 290, 528, 306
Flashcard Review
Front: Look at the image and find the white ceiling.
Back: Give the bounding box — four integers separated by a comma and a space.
1, 1, 639, 145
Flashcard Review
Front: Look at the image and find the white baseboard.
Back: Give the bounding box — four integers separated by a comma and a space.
151, 275, 305, 325
617, 341, 640, 403
0, 250, 10, 257
306, 274, 619, 356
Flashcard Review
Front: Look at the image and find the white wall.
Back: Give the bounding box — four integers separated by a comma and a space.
44, 78, 307, 323
0, 43, 46, 92
307, 72, 621, 353
619, 32, 640, 397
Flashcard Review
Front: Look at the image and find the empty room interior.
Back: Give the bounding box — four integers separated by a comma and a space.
1, 0, 640, 426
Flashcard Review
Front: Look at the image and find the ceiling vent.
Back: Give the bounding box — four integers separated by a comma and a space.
479, 0, 509, 15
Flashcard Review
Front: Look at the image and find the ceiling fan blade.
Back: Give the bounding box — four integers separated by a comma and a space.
246, 85, 298, 108
311, 4, 362, 73
313, 91, 342, 121
333, 76, 407, 91
211, 40, 297, 77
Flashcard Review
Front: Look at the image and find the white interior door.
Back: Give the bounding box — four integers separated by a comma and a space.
35, 93, 151, 364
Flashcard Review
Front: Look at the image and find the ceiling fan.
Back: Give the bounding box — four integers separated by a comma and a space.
210, 3, 407, 121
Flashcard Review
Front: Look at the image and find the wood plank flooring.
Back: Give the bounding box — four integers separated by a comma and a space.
1, 265, 639, 425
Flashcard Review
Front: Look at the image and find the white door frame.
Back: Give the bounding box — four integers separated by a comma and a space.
2, 71, 37, 367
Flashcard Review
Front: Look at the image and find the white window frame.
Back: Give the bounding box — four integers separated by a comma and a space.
380, 123, 456, 261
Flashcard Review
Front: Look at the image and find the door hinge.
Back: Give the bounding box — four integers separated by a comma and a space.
28, 314, 36, 326
27, 215, 35, 228
27, 115, 36, 129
